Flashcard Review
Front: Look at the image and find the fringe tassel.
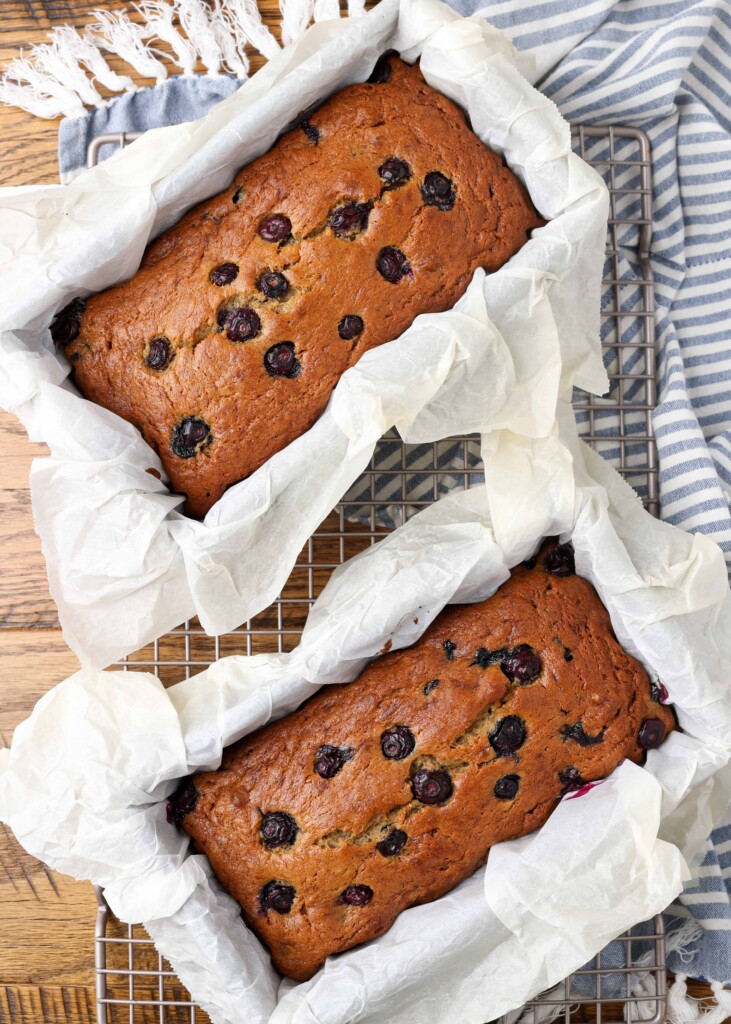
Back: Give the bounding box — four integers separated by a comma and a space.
279, 0, 317, 48
32, 42, 104, 108
0, 0, 343, 120
706, 982, 731, 1024
133, 1, 198, 75
0, 76, 73, 119
313, 0, 341, 21
87, 10, 169, 83
667, 974, 731, 1024
668, 973, 709, 1024
175, 0, 223, 76
211, 1, 250, 79
49, 26, 137, 94
0, 55, 88, 118
626, 974, 661, 1022
225, 0, 281, 59
623, 948, 662, 1023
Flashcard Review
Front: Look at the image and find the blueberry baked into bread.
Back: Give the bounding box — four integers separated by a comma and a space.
54, 54, 543, 517
168, 542, 675, 980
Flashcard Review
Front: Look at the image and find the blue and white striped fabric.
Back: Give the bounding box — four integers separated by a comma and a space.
53, 0, 731, 995
666, 814, 731, 983
453, 0, 731, 573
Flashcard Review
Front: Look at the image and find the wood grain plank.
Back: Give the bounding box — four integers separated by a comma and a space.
0, 986, 95, 1024
0, 413, 47, 491
0, 826, 96, 990
0, 630, 78, 742
0, 484, 58, 630
0, 628, 93, 1013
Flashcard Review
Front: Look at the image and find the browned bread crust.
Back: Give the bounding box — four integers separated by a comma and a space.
60, 56, 542, 516
176, 543, 674, 980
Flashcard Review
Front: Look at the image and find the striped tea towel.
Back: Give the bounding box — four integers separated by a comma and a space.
455, 0, 731, 575
1, 0, 730, 1016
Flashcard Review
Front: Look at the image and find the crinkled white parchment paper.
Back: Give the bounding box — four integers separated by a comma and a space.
1, 409, 730, 1024
0, 0, 609, 669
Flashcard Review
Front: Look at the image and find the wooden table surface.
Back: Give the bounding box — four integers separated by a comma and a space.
0, 2, 726, 1022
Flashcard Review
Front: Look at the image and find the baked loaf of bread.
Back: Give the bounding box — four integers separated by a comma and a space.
170, 542, 674, 980
55, 54, 543, 517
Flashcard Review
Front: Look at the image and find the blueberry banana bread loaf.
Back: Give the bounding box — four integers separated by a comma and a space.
169, 543, 674, 980
55, 54, 543, 517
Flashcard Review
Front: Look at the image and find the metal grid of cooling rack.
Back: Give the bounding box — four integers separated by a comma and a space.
573, 125, 657, 515
94, 897, 667, 1024
91, 125, 665, 1023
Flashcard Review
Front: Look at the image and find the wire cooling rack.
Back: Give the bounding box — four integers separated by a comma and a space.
91, 125, 664, 1023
